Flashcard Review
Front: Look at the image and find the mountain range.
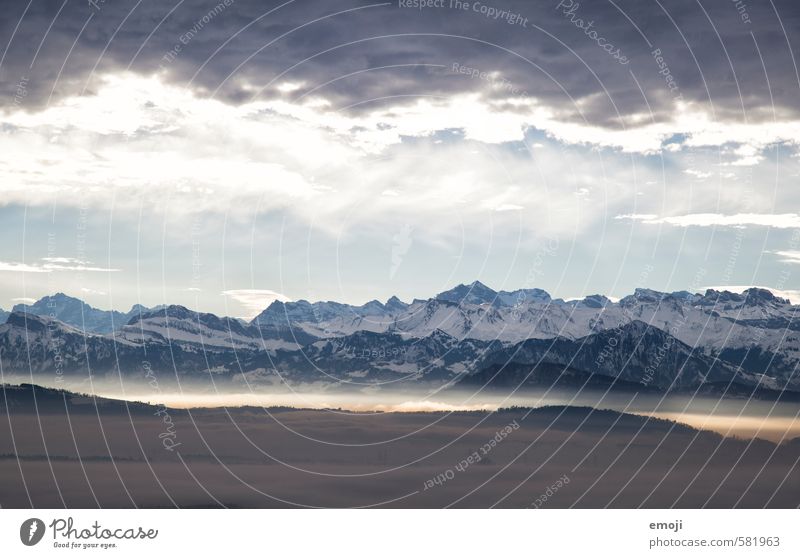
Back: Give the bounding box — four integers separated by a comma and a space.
0, 283, 798, 396
11, 293, 162, 334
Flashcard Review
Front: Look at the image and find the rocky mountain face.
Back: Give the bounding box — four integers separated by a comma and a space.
11, 293, 158, 334
1, 283, 798, 394
237, 329, 502, 386
469, 321, 748, 391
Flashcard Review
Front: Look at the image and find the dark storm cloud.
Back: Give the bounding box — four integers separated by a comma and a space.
0, 0, 798, 128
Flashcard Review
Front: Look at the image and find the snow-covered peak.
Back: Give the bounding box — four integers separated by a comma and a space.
435, 280, 498, 305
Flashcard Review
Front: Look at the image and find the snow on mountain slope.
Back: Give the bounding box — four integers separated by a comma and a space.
276, 286, 797, 357
3, 284, 796, 392
434, 280, 552, 308
238, 328, 501, 386
252, 297, 403, 328
0, 312, 118, 373
239, 285, 799, 389
0, 311, 264, 380
471, 320, 761, 391
118, 305, 288, 351
12, 293, 155, 334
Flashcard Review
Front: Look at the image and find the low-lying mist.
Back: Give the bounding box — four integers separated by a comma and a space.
5, 373, 799, 443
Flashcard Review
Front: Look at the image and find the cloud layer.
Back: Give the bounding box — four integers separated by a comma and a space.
0, 0, 798, 311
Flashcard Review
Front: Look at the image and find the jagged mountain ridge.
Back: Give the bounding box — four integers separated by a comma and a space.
11, 293, 161, 335
0, 312, 247, 380
1, 283, 797, 392
470, 320, 760, 391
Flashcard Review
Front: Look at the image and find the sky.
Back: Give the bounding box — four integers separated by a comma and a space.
0, 0, 799, 319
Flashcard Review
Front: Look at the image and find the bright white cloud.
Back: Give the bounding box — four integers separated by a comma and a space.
0, 261, 50, 273
683, 169, 713, 179
494, 204, 524, 211
222, 289, 292, 319
703, 286, 800, 304
80, 287, 107, 295
42, 262, 120, 272
1, 72, 798, 241
615, 213, 658, 221
0, 74, 618, 237
727, 144, 764, 167
275, 82, 305, 93
0, 259, 119, 273
773, 250, 800, 264
616, 213, 800, 229
43, 257, 88, 264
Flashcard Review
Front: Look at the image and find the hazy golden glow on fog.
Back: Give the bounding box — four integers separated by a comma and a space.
10, 371, 797, 443
134, 392, 497, 413
649, 413, 800, 444
107, 390, 800, 443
